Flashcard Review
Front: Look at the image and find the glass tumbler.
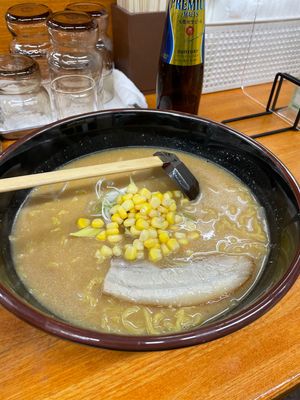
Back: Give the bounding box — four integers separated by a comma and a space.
47, 11, 102, 95
5, 3, 52, 82
50, 75, 98, 119
65, 2, 114, 103
0, 54, 52, 133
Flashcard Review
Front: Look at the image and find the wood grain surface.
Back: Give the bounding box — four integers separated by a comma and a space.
0, 1, 300, 399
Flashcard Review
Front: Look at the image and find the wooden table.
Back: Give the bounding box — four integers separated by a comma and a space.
0, 86, 299, 400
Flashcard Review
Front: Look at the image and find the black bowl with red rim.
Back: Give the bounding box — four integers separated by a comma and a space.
0, 109, 299, 350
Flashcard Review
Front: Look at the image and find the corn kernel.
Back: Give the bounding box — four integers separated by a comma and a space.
181, 198, 190, 206
151, 217, 166, 229
140, 202, 152, 215
100, 245, 113, 258
144, 238, 159, 249
149, 209, 159, 218
148, 248, 163, 262
111, 214, 123, 225
139, 230, 150, 242
150, 196, 161, 209
158, 205, 168, 214
95, 250, 105, 263
110, 205, 119, 215
173, 190, 182, 198
107, 234, 123, 244
130, 226, 140, 236
112, 245, 122, 257
117, 206, 128, 219
162, 197, 173, 207
77, 218, 90, 229
179, 239, 189, 246
126, 182, 138, 194
174, 232, 187, 239
106, 228, 119, 236
133, 239, 144, 251
96, 231, 107, 241
139, 188, 152, 199
169, 225, 179, 231
117, 194, 123, 204
136, 218, 150, 230
188, 231, 200, 240
137, 251, 145, 260
124, 218, 136, 227
161, 243, 171, 256
152, 192, 163, 201
169, 201, 177, 212
165, 191, 174, 198
122, 199, 135, 212
122, 193, 133, 201
106, 222, 119, 230
149, 228, 158, 238
91, 218, 104, 229
167, 238, 180, 251
158, 231, 170, 243
175, 214, 183, 224
124, 245, 137, 261
132, 194, 147, 205
127, 212, 136, 218
135, 212, 148, 220
166, 212, 175, 225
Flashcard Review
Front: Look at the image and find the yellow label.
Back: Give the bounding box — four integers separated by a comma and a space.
162, 0, 205, 66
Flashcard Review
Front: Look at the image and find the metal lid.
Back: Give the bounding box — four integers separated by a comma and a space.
65, 2, 107, 17
6, 3, 51, 23
47, 10, 97, 31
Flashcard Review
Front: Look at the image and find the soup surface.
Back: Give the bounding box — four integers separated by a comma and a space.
11, 148, 270, 335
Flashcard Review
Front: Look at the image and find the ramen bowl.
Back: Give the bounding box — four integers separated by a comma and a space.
0, 109, 299, 350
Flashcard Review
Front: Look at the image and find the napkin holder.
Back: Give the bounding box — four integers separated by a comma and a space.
111, 4, 166, 93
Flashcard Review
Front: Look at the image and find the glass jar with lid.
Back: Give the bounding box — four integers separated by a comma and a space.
65, 2, 114, 103
47, 11, 102, 89
0, 54, 52, 133
5, 3, 52, 82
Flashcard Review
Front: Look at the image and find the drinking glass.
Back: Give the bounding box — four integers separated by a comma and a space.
50, 75, 98, 119
0, 54, 52, 133
5, 3, 52, 82
65, 2, 114, 103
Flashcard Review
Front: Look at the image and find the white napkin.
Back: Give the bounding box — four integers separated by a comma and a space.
103, 69, 148, 110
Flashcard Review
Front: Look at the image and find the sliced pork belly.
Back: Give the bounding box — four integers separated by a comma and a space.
103, 254, 254, 307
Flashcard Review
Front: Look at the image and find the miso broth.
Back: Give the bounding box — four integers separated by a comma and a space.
11, 148, 270, 335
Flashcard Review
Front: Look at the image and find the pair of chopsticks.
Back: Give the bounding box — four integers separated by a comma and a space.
117, 0, 168, 13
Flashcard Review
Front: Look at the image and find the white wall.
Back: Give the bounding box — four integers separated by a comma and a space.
206, 0, 300, 23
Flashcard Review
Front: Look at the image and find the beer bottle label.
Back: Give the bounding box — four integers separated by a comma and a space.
161, 0, 205, 66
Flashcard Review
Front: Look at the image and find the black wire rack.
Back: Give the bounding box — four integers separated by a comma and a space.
222, 72, 300, 139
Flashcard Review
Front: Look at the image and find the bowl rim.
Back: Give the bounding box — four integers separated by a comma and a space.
0, 108, 299, 351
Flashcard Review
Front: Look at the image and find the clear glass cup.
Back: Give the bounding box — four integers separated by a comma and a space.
0, 54, 53, 133
50, 75, 98, 119
65, 2, 114, 103
5, 3, 52, 82
47, 11, 103, 108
